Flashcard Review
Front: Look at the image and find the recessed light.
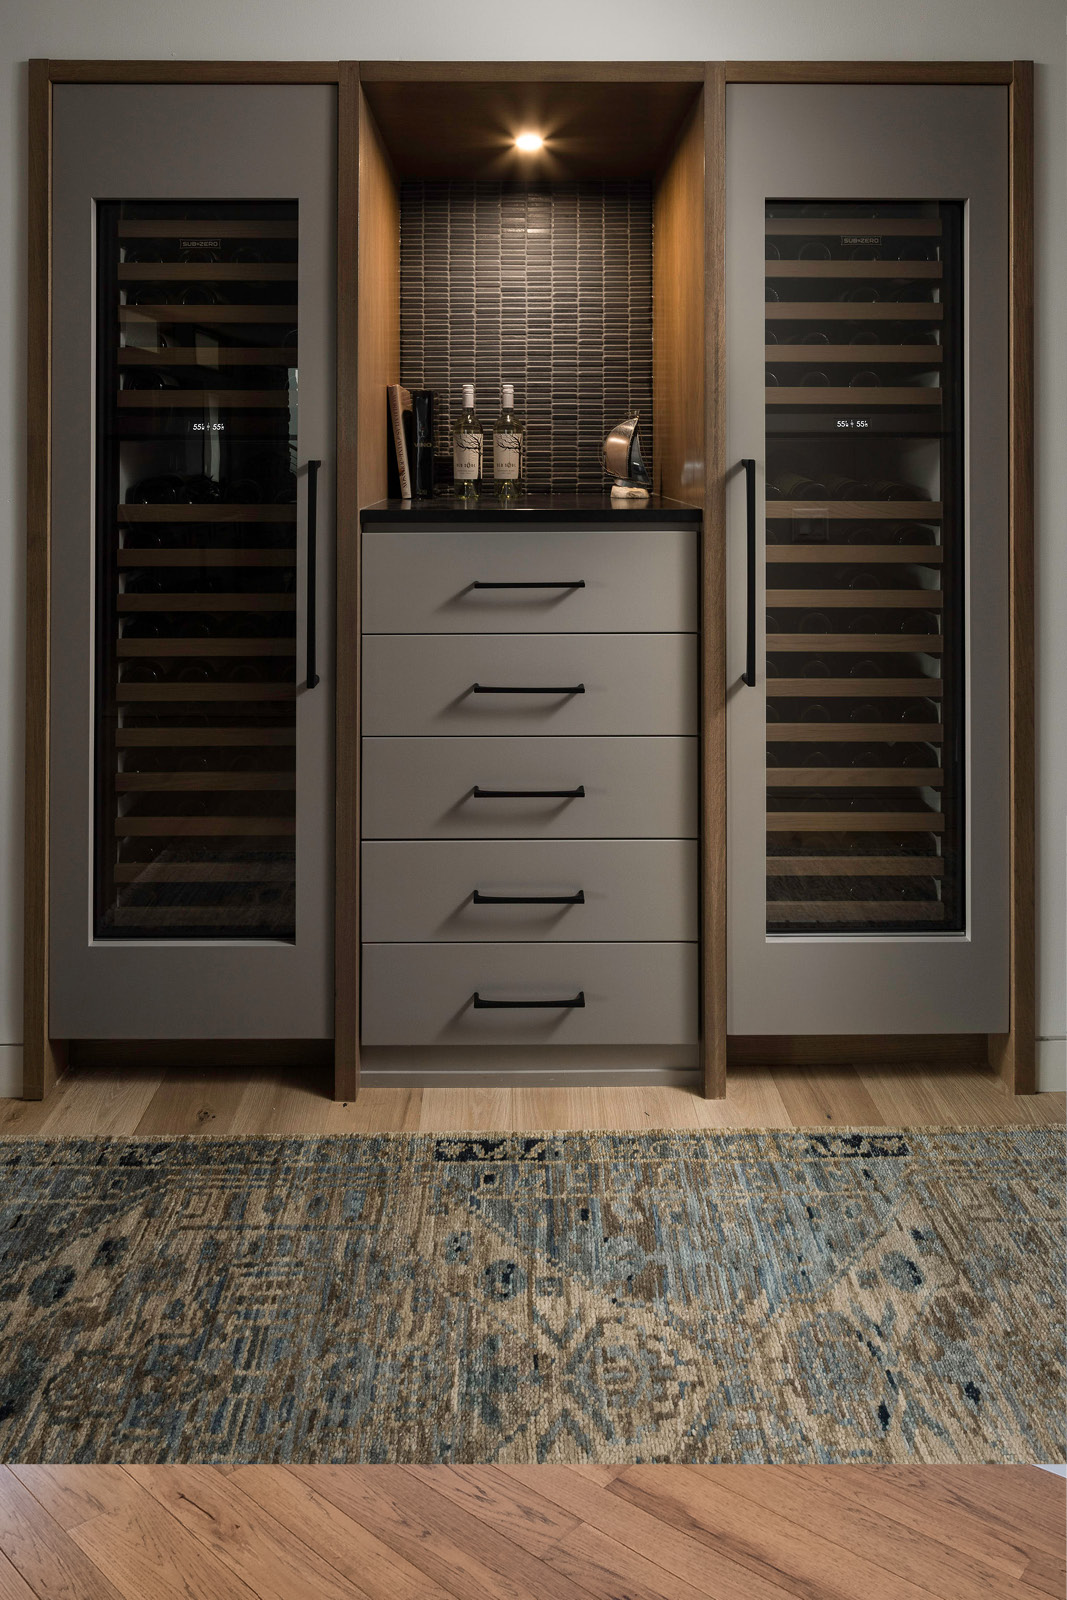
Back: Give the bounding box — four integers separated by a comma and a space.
514, 132, 545, 153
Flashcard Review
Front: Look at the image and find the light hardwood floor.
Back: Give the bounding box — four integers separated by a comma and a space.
0, 1062, 1063, 1137
0, 1463, 1062, 1600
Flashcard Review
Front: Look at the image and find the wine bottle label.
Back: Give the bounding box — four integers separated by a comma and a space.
494, 432, 522, 481
453, 433, 481, 479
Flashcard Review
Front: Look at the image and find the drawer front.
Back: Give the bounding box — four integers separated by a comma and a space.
362, 737, 698, 839
361, 526, 698, 634
362, 634, 697, 737
362, 840, 698, 942
361, 942, 698, 1045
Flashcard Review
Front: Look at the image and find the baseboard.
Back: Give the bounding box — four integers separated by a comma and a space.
727, 1034, 989, 1068
360, 1044, 699, 1088
68, 1039, 333, 1071
0, 1046, 23, 1098
1037, 1038, 1067, 1093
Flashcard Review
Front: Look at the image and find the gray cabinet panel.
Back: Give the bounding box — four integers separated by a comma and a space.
361, 943, 698, 1045
49, 85, 336, 1039
361, 737, 698, 840
362, 840, 698, 942
726, 84, 1009, 1034
361, 525, 698, 634
362, 634, 697, 737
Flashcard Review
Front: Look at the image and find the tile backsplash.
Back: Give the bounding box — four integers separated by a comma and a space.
399, 179, 653, 494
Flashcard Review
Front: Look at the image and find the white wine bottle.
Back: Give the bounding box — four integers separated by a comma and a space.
452, 383, 482, 500
493, 383, 524, 501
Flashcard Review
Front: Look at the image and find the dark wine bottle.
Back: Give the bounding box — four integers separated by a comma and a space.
767, 470, 828, 500
119, 660, 167, 682
822, 473, 867, 500
125, 474, 185, 505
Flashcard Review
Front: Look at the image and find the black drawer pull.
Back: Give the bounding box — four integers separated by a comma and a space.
472, 683, 585, 695
471, 785, 585, 800
471, 580, 585, 590
472, 889, 585, 905
472, 991, 586, 1009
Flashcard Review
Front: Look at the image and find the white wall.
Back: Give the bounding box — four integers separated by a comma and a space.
2, 1, 1064, 1096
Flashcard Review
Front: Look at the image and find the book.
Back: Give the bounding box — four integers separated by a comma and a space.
387, 384, 413, 499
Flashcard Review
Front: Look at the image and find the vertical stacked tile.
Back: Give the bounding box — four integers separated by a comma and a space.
399, 180, 653, 493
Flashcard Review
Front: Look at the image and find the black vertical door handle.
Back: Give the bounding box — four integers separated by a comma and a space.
305, 459, 320, 689
741, 458, 757, 688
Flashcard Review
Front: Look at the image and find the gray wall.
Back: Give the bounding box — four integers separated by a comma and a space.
1, 0, 1064, 1092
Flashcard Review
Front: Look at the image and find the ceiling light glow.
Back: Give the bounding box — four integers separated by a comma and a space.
515, 132, 545, 152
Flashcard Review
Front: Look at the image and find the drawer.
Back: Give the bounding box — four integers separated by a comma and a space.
362, 634, 697, 737
361, 737, 697, 839
362, 840, 698, 942
361, 942, 698, 1046
361, 525, 698, 634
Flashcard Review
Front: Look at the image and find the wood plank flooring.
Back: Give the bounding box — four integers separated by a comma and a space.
0, 1466, 1061, 1600
1, 1063, 1063, 1136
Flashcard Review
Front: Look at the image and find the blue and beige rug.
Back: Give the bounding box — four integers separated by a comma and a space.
0, 1129, 1063, 1464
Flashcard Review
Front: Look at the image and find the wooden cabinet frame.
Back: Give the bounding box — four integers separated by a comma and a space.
23, 59, 1034, 1102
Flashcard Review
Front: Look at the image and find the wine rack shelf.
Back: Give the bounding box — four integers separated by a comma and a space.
767, 502, 942, 519
766, 304, 944, 321
766, 261, 942, 279
112, 863, 296, 882
116, 818, 296, 836
120, 506, 296, 522
120, 305, 297, 323
769, 903, 946, 923
766, 546, 943, 562
116, 773, 294, 791
117, 392, 292, 408
770, 724, 944, 741
117, 550, 295, 566
767, 811, 945, 831
770, 768, 944, 787
766, 635, 943, 651
118, 263, 297, 281
763, 201, 961, 935
766, 589, 942, 607
93, 198, 301, 940
765, 218, 942, 235
765, 346, 942, 363
770, 857, 946, 876
118, 642, 296, 658
119, 347, 298, 365
770, 678, 942, 696
115, 684, 296, 701
115, 729, 296, 746
118, 220, 298, 238
767, 388, 941, 405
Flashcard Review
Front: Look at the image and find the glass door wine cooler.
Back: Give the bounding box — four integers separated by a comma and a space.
726, 85, 1010, 1036
50, 86, 335, 1039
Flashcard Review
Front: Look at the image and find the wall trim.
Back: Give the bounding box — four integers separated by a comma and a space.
1037, 1037, 1067, 1094
0, 1046, 24, 1099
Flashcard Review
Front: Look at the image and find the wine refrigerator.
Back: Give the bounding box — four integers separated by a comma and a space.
726, 85, 1010, 1035
49, 86, 335, 1039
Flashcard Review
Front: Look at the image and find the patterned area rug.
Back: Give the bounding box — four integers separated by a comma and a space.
0, 1129, 1063, 1464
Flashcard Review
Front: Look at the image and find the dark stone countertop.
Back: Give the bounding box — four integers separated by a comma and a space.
360, 492, 702, 526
